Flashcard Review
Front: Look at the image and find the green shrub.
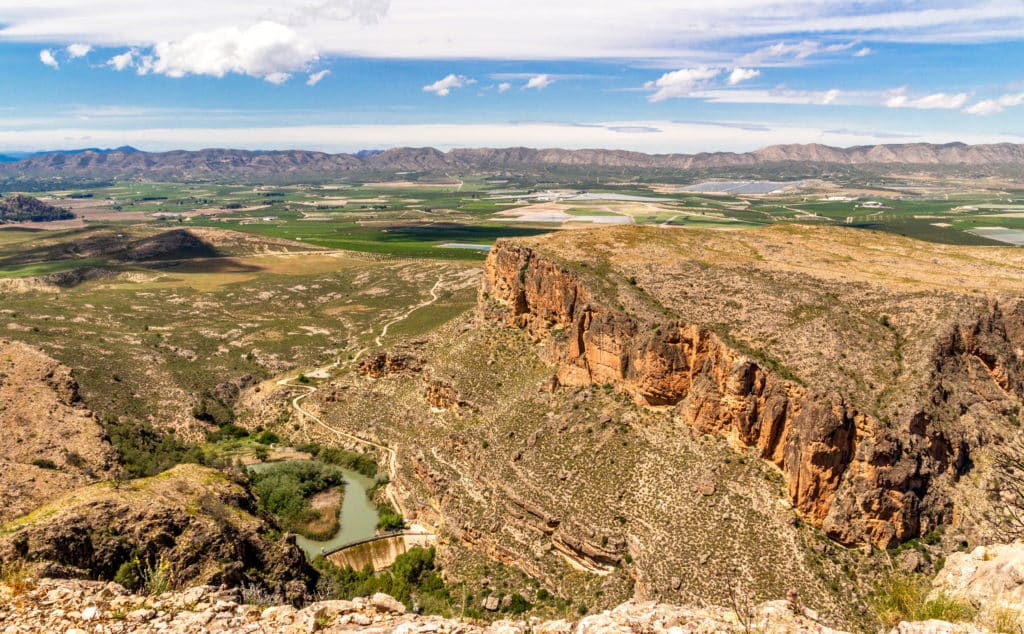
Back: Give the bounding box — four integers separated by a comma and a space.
871, 572, 976, 628
377, 504, 404, 532
313, 547, 450, 612
102, 417, 205, 478
255, 431, 280, 445
31, 458, 57, 470
505, 593, 532, 615
318, 447, 378, 479
249, 461, 346, 536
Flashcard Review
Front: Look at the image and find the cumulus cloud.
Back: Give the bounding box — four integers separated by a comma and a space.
66, 44, 91, 58
423, 74, 475, 96
885, 89, 969, 109
107, 50, 135, 71
727, 68, 759, 85
39, 49, 59, 69
963, 93, 1024, 115
645, 67, 721, 102
306, 69, 330, 86
853, 47, 872, 57
524, 74, 554, 90
143, 21, 318, 83
264, 72, 291, 84
497, 82, 512, 93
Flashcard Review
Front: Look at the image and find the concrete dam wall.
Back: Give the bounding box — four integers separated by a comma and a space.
327, 532, 437, 572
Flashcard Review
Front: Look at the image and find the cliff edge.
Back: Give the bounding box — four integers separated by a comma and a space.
479, 225, 1024, 548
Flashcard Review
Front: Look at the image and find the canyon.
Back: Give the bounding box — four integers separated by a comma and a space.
479, 225, 1024, 548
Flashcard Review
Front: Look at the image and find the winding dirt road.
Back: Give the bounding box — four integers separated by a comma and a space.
277, 272, 452, 520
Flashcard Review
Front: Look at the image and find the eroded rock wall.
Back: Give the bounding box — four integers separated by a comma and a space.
480, 241, 1024, 548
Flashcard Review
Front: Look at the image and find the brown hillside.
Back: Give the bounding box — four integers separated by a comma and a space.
0, 339, 119, 522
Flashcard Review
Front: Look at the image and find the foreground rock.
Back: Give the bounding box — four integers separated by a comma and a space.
0, 578, 850, 633
0, 464, 316, 602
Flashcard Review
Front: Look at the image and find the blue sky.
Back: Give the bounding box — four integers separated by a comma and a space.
0, 1, 1023, 153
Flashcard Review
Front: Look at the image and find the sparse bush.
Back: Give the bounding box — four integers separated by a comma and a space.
870, 572, 975, 628
377, 503, 404, 531
505, 593, 531, 615
0, 559, 32, 595
31, 458, 57, 470
102, 417, 205, 478
255, 431, 280, 445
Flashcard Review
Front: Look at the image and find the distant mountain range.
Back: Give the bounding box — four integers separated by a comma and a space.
0, 146, 140, 163
2, 142, 1023, 182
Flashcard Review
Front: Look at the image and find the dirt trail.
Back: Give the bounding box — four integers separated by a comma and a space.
277, 271, 455, 526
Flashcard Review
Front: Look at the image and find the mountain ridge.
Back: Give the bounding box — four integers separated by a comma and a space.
3, 141, 1024, 182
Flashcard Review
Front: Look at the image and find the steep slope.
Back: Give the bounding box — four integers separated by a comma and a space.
4, 142, 1024, 181
479, 225, 1024, 548
0, 339, 119, 522
0, 464, 316, 602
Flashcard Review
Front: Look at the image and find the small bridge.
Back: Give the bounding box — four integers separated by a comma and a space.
326, 531, 437, 572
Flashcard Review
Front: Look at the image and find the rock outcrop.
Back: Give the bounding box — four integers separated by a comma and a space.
479, 227, 1024, 548
0, 464, 316, 602
0, 579, 849, 633
358, 352, 424, 378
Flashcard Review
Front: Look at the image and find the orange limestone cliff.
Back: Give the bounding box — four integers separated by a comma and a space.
479, 237, 1024, 548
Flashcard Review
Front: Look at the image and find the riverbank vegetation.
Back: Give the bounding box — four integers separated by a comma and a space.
249, 461, 347, 539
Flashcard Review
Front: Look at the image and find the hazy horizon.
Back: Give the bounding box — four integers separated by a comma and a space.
1, 1, 1023, 153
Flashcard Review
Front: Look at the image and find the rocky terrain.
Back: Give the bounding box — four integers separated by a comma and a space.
0, 339, 119, 522
480, 225, 1024, 549
287, 223, 1023, 627
0, 578, 847, 633
4, 142, 1024, 182
9, 544, 1024, 634
0, 463, 317, 602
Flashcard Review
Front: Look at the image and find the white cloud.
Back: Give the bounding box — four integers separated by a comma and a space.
697, 87, 847, 106
306, 69, 330, 86
963, 92, 1024, 116
145, 21, 317, 82
737, 40, 856, 66
885, 89, 969, 109
264, 72, 291, 84
524, 74, 554, 90
645, 67, 721, 102
66, 43, 91, 58
497, 82, 511, 93
727, 67, 759, 85
853, 47, 872, 57
423, 74, 475, 96
39, 49, 59, 69
107, 50, 135, 71
2, 3, 1024, 60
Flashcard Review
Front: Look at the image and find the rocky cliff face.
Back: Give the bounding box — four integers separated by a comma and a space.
479, 233, 1024, 548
